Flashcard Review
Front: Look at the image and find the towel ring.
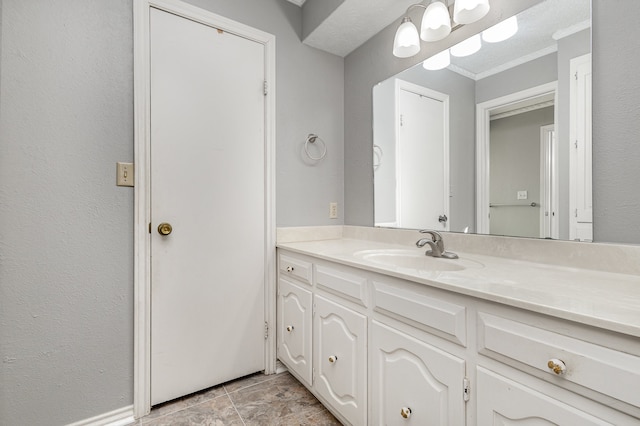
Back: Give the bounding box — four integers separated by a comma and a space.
304, 134, 327, 161
373, 144, 383, 170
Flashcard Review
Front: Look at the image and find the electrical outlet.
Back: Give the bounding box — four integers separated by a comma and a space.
517, 190, 528, 200
329, 202, 338, 219
117, 162, 134, 187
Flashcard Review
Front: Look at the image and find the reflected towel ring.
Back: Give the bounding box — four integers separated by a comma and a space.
304, 134, 327, 161
373, 144, 383, 170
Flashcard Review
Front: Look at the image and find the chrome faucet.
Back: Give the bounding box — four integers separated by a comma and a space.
416, 230, 458, 259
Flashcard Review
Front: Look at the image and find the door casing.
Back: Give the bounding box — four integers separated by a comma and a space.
133, 0, 276, 418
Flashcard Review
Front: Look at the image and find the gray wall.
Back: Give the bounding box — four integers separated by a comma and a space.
475, 53, 558, 104
343, 0, 541, 226
1, 1, 134, 424
489, 107, 554, 238
592, 0, 640, 244
0, 0, 344, 424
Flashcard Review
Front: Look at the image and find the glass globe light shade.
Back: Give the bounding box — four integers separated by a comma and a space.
422, 49, 451, 70
420, 1, 452, 42
482, 16, 518, 43
393, 17, 421, 58
453, 0, 490, 25
450, 34, 481, 57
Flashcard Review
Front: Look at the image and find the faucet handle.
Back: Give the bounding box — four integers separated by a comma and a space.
419, 229, 442, 241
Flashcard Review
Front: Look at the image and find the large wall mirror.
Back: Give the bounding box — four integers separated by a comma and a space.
373, 0, 592, 241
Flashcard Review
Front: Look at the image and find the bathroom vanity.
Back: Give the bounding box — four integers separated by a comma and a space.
276, 226, 640, 425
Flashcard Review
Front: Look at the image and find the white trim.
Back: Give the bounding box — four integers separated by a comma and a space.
65, 405, 134, 426
539, 124, 557, 239
447, 46, 558, 82
552, 19, 591, 41
476, 81, 558, 234
569, 53, 593, 241
490, 100, 554, 121
133, 0, 276, 418
394, 79, 450, 230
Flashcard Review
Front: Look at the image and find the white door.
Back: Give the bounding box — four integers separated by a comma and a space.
570, 53, 593, 241
150, 8, 266, 405
396, 81, 449, 230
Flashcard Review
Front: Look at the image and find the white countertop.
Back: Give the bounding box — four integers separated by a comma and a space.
277, 238, 640, 338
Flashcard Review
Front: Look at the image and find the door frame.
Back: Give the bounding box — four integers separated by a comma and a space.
475, 81, 558, 234
539, 124, 558, 239
133, 0, 276, 418
394, 78, 450, 230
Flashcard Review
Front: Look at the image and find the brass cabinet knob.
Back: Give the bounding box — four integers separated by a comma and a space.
286, 266, 295, 272
157, 222, 173, 236
400, 407, 412, 419
547, 358, 566, 375
328, 355, 338, 363
286, 325, 294, 332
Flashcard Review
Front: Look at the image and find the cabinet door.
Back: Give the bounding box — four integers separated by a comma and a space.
278, 278, 312, 386
314, 294, 367, 425
477, 367, 628, 425
370, 321, 466, 425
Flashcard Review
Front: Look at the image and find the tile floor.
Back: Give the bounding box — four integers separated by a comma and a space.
136, 367, 341, 425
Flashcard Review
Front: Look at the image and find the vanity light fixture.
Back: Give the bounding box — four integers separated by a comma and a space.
453, 0, 490, 25
482, 15, 518, 43
393, 0, 490, 59
422, 49, 451, 70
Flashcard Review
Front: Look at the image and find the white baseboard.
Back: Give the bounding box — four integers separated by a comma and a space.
66, 405, 135, 426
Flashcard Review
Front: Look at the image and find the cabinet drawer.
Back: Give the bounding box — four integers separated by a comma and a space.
372, 280, 466, 346
478, 312, 640, 408
316, 264, 367, 306
279, 253, 312, 286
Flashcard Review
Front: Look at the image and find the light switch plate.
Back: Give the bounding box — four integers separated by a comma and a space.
117, 162, 134, 187
517, 190, 528, 200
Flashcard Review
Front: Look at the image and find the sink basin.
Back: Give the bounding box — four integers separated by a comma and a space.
354, 249, 482, 272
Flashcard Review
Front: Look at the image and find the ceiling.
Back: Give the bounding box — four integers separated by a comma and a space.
286, 0, 591, 63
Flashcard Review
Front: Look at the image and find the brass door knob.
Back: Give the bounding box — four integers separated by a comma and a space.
286, 266, 295, 272
158, 222, 173, 236
400, 407, 412, 419
286, 326, 294, 332
328, 355, 338, 363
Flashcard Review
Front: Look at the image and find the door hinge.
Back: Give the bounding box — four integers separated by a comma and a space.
312, 303, 316, 318
263, 80, 268, 96
148, 222, 151, 234
463, 377, 471, 402
400, 114, 404, 126
574, 140, 578, 149
312, 367, 316, 384
575, 71, 578, 80
264, 321, 269, 340
575, 208, 578, 218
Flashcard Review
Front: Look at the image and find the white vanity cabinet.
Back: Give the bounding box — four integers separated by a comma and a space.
314, 294, 367, 425
476, 367, 635, 425
278, 277, 313, 386
277, 254, 313, 386
370, 321, 466, 425
276, 248, 640, 425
